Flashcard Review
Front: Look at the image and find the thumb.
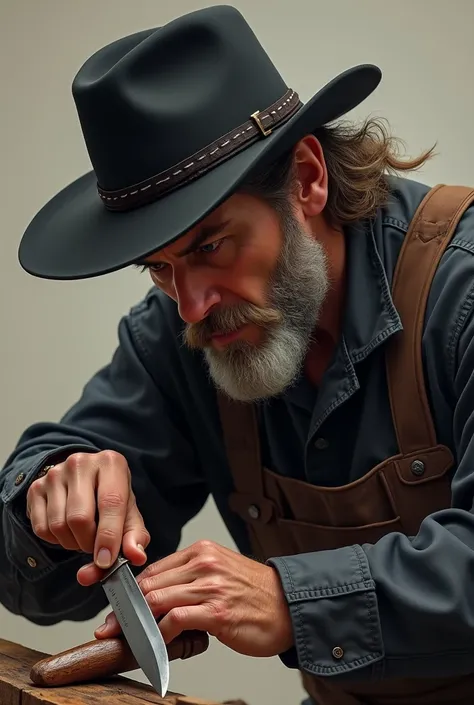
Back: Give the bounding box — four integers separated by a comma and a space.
121, 494, 150, 565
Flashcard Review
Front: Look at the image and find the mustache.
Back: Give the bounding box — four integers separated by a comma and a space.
184, 301, 282, 349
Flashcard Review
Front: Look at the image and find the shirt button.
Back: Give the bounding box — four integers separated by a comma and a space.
332, 646, 344, 659
27, 557, 37, 568
14, 473, 26, 486
314, 437, 329, 450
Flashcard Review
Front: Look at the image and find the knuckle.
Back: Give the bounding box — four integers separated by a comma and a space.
97, 526, 119, 542
67, 511, 93, 529
194, 553, 219, 573
31, 521, 48, 538
192, 539, 219, 571
146, 589, 164, 610
64, 453, 87, 471
139, 577, 153, 594
100, 449, 127, 468
27, 482, 42, 498
48, 518, 67, 533
169, 607, 187, 626
97, 492, 126, 511
194, 539, 216, 553
45, 465, 63, 482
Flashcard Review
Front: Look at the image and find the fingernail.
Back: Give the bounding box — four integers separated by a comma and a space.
95, 623, 107, 633
96, 548, 111, 568
137, 544, 146, 554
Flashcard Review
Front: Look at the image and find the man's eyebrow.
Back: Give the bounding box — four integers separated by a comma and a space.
134, 219, 232, 267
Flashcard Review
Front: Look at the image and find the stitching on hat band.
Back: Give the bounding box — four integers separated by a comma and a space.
97, 88, 301, 212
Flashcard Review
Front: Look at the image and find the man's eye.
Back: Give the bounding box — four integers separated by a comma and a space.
143, 262, 168, 275
135, 263, 165, 274
199, 239, 223, 254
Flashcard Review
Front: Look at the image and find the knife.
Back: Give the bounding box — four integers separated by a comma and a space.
100, 553, 170, 696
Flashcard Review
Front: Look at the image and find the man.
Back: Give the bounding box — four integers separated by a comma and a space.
2, 5, 474, 704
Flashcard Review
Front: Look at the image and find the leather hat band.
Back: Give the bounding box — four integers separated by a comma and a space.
97, 88, 301, 212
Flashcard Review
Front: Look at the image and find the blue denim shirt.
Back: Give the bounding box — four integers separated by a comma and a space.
3, 175, 474, 683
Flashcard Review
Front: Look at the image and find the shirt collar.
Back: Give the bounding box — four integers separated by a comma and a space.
283, 212, 403, 412
342, 215, 402, 364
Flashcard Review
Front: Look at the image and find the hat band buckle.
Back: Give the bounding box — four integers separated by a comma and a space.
250, 110, 273, 137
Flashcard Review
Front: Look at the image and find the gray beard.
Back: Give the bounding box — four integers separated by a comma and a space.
185, 211, 330, 402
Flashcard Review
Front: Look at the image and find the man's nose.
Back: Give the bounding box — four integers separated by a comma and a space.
173, 269, 221, 324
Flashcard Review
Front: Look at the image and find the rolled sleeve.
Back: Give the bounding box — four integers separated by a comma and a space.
268, 545, 384, 677
2, 443, 99, 581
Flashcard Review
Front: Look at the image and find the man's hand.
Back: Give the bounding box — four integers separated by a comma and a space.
26, 449, 150, 583
94, 539, 294, 658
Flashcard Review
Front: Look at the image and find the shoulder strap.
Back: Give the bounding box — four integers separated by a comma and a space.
216, 392, 264, 498
386, 183, 474, 455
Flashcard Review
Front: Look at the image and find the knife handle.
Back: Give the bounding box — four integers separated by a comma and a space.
29, 630, 209, 687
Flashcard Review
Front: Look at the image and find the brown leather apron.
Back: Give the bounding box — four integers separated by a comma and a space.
216, 184, 474, 704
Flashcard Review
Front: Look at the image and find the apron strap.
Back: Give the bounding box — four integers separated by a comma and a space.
216, 393, 263, 497
386, 184, 474, 455
216, 393, 280, 558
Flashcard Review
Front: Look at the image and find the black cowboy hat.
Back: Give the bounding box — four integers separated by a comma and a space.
18, 5, 381, 281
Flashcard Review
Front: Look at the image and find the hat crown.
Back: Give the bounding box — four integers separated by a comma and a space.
72, 6, 288, 191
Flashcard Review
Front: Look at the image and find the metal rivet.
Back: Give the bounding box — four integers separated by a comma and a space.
27, 557, 37, 568
314, 438, 329, 450
332, 646, 344, 659
37, 465, 52, 478
248, 504, 260, 519
411, 459, 425, 476
14, 473, 25, 486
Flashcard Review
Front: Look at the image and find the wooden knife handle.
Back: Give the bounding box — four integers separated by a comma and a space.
29, 630, 209, 687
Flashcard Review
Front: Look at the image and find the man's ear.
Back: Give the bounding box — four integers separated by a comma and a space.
293, 134, 328, 217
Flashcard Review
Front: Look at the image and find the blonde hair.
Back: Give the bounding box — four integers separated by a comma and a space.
316, 117, 436, 224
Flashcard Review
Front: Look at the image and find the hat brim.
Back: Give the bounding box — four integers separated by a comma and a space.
18, 64, 381, 280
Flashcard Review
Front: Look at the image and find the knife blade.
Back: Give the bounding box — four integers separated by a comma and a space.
100, 553, 170, 696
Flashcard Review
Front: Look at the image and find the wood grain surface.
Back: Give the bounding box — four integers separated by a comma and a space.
0, 638, 248, 705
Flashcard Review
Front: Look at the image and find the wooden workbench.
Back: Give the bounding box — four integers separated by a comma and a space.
0, 638, 247, 705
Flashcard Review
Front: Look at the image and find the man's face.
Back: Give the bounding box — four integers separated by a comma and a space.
138, 189, 329, 401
